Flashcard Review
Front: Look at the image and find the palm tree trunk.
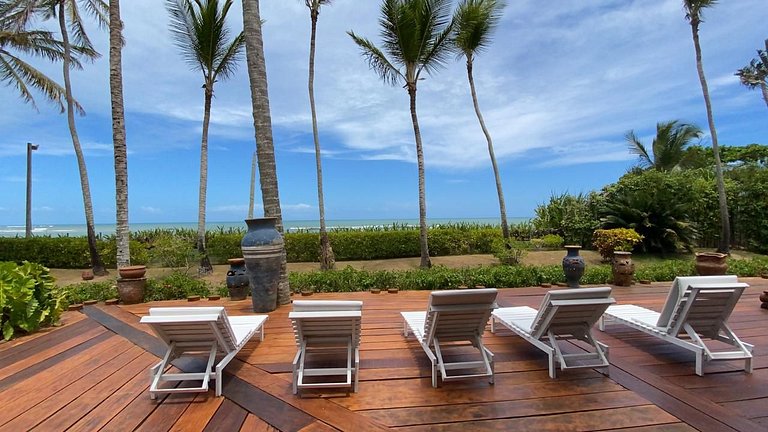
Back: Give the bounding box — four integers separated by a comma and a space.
58, 1, 107, 276
407, 83, 431, 269
109, 0, 130, 268
308, 8, 334, 270
197, 84, 213, 274
760, 82, 768, 109
690, 20, 730, 253
248, 151, 256, 219
242, 0, 290, 304
466, 59, 509, 239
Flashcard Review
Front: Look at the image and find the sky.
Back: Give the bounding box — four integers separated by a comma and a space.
1, 0, 766, 226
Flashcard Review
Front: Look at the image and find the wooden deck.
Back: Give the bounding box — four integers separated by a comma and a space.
0, 278, 766, 431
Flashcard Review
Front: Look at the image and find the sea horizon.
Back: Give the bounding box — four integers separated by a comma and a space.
0, 217, 532, 238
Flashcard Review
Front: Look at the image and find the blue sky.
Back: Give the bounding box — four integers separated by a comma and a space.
1, 0, 766, 226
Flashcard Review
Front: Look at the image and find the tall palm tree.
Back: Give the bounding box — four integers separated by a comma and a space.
166, 0, 245, 274
303, 0, 334, 270
735, 39, 768, 109
45, 0, 109, 275
453, 0, 509, 239
625, 120, 703, 171
109, 0, 129, 268
241, 0, 291, 305
683, 0, 730, 254
248, 150, 256, 218
349, 0, 454, 269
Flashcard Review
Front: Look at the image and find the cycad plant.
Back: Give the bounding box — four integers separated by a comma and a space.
166, 0, 245, 274
349, 0, 455, 269
452, 0, 510, 239
625, 120, 702, 171
735, 39, 768, 109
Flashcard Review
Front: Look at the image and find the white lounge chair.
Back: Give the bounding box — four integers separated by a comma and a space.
289, 300, 363, 394
401, 288, 498, 388
140, 306, 267, 398
491, 287, 615, 378
599, 275, 753, 376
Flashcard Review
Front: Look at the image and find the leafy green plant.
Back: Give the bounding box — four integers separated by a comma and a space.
592, 229, 643, 261
491, 238, 528, 265
144, 271, 212, 301
147, 234, 201, 270
530, 234, 564, 250
0, 261, 65, 340
532, 192, 601, 246
65, 280, 118, 304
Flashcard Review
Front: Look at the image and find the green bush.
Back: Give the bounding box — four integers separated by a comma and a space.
65, 280, 118, 304
0, 261, 65, 340
144, 271, 213, 302
530, 234, 564, 250
532, 192, 601, 247
592, 228, 643, 261
147, 234, 201, 269
491, 238, 528, 265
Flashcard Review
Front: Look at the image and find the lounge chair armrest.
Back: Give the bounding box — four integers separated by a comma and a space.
140, 314, 220, 324
430, 302, 498, 312
688, 283, 749, 290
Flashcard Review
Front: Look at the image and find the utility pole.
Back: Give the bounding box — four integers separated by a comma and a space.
25, 142, 39, 238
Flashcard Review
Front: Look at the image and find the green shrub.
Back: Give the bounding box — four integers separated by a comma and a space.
144, 271, 213, 301
65, 280, 118, 304
592, 229, 643, 261
0, 261, 65, 340
147, 234, 201, 269
491, 238, 528, 265
530, 234, 564, 250
532, 192, 601, 246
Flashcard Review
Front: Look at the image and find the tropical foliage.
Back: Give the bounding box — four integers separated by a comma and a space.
592, 228, 643, 261
532, 192, 601, 247
735, 39, 768, 108
0, 261, 64, 340
625, 120, 702, 171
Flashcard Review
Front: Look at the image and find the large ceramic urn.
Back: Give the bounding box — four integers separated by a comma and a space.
694, 252, 728, 276
612, 251, 634, 287
241, 218, 283, 312
225, 258, 249, 301
562, 245, 585, 288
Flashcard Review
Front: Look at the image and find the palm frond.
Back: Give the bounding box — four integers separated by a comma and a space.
683, 0, 718, 24
452, 0, 505, 59
212, 30, 244, 80
0, 50, 69, 112
624, 130, 653, 168
348, 30, 402, 86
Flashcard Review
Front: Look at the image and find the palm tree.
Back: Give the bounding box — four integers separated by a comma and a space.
303, 0, 334, 270
109, 0, 129, 268
349, 0, 454, 269
166, 0, 245, 274
248, 150, 256, 218
683, 0, 730, 254
735, 39, 768, 109
241, 0, 291, 305
625, 120, 703, 171
453, 0, 509, 239
45, 0, 109, 275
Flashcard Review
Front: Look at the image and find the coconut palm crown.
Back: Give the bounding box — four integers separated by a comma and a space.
625, 120, 703, 172
735, 39, 768, 109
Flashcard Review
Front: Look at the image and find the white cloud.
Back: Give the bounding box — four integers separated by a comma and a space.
140, 206, 162, 214
283, 203, 314, 211
210, 204, 250, 213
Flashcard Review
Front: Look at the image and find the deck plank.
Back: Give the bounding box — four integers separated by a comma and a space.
202, 399, 248, 431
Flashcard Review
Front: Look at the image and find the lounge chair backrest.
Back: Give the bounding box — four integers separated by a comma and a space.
290, 301, 363, 347
667, 282, 748, 337
424, 288, 498, 345
657, 275, 738, 328
530, 287, 614, 339
144, 306, 237, 352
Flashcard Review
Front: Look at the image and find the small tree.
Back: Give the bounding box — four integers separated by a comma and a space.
625, 120, 703, 171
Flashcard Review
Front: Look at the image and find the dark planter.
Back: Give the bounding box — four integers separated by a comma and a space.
225, 258, 249, 301
241, 218, 283, 312
117, 277, 145, 304
612, 251, 635, 287
562, 245, 585, 288
695, 252, 728, 276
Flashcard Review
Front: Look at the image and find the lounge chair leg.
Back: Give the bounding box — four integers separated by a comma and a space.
745, 357, 753, 374
548, 353, 556, 379
695, 352, 704, 376
598, 316, 605, 331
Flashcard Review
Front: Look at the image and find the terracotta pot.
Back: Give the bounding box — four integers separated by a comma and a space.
117, 278, 145, 304
81, 270, 94, 281
759, 290, 768, 304
612, 251, 635, 287
694, 252, 728, 276
118, 265, 147, 279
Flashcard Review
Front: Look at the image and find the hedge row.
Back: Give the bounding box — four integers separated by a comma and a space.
288, 257, 768, 293
0, 227, 503, 268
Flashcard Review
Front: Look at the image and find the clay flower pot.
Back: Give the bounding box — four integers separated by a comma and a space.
81, 270, 94, 281
118, 265, 147, 280
694, 252, 727, 276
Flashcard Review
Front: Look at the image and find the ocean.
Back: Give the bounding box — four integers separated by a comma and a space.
0, 217, 532, 238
